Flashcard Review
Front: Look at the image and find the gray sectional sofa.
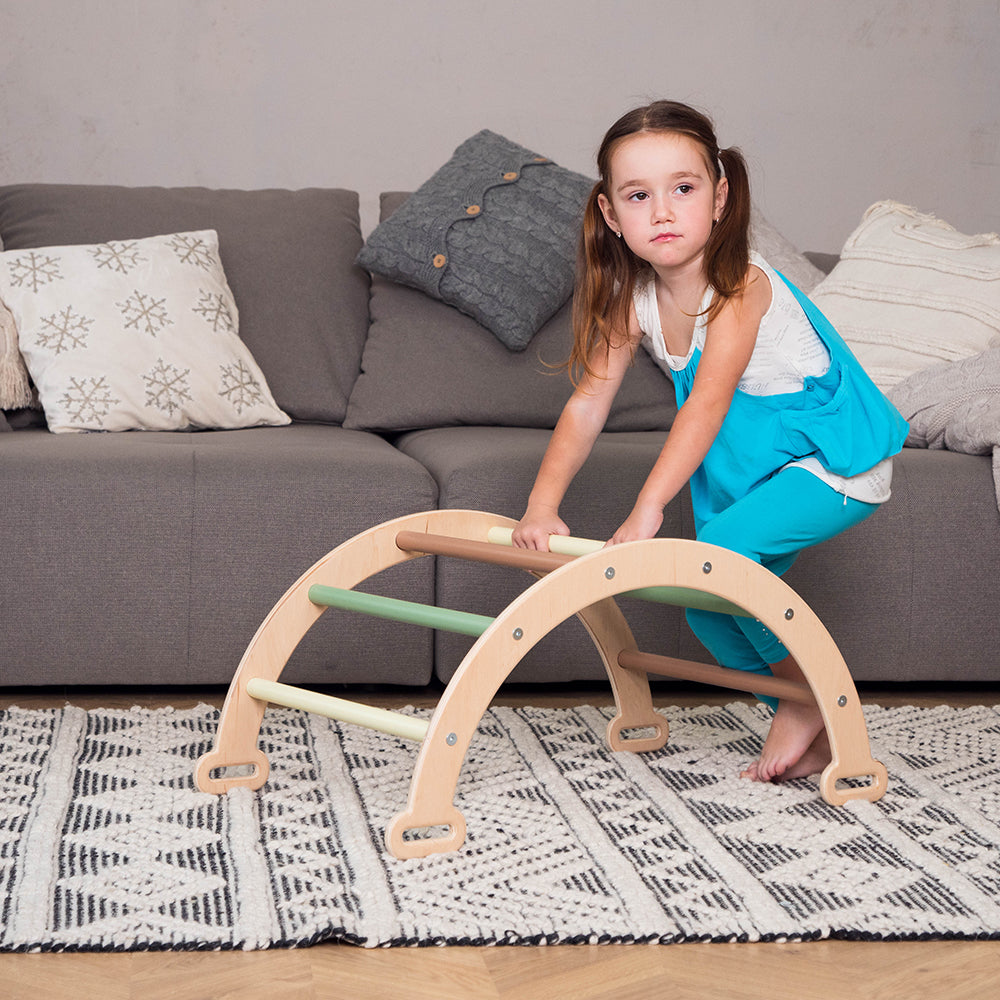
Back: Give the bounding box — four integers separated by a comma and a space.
2, 184, 998, 691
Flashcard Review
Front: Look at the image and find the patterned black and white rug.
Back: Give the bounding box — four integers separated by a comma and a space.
2, 701, 999, 951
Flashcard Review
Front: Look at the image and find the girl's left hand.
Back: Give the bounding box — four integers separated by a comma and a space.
606, 501, 663, 546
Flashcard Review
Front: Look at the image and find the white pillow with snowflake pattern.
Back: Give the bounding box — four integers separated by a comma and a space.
0, 230, 289, 432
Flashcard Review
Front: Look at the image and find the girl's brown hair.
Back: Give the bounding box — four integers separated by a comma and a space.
569, 100, 751, 382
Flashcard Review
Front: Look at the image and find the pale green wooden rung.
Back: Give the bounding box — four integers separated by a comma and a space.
246, 678, 429, 742
308, 584, 495, 637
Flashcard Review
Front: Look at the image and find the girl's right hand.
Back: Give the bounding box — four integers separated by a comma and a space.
511, 508, 570, 550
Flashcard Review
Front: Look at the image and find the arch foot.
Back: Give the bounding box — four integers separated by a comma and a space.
820, 758, 889, 805
606, 713, 669, 752
385, 807, 467, 860
195, 746, 270, 793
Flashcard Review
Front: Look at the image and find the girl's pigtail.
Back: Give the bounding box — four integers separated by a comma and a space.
705, 146, 752, 315
569, 183, 636, 384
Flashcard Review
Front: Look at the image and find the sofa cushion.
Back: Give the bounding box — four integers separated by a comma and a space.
810, 201, 1000, 391
395, 425, 692, 683
0, 424, 438, 686
344, 194, 826, 435
0, 185, 370, 423
397, 429, 1000, 686
0, 229, 289, 432
345, 193, 678, 434
356, 130, 594, 351
782, 447, 1000, 683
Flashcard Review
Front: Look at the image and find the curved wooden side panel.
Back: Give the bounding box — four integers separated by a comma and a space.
386, 537, 885, 858
195, 510, 511, 793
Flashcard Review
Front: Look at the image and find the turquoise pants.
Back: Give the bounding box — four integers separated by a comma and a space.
685, 467, 879, 707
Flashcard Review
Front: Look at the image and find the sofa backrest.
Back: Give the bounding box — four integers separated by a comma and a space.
1, 184, 823, 435
0, 184, 370, 424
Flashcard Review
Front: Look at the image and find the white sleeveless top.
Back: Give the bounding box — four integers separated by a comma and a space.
634, 252, 892, 503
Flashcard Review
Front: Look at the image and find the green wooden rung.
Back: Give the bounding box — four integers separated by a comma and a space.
622, 586, 751, 618
308, 585, 494, 637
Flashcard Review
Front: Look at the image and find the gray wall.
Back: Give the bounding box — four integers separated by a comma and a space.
1, 0, 997, 252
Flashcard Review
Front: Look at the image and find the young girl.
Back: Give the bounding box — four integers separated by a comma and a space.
513, 101, 908, 784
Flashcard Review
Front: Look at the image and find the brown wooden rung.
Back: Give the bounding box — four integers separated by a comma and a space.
617, 649, 814, 705
395, 530, 571, 574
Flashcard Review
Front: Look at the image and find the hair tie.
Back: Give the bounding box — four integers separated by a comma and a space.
717, 151, 726, 179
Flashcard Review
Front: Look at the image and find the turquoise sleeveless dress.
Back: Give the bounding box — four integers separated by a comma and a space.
670, 270, 909, 531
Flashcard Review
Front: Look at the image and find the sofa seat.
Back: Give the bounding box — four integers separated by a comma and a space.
1, 424, 438, 687
780, 447, 1000, 683
397, 425, 689, 683
398, 427, 1000, 686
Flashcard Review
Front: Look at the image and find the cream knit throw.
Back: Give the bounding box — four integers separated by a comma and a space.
0, 298, 33, 409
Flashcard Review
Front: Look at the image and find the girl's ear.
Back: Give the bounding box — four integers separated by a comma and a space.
714, 177, 729, 222
597, 192, 620, 236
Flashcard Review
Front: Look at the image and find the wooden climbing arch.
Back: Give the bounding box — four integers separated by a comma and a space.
196, 509, 887, 860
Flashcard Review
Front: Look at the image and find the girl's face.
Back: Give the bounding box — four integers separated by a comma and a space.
598, 130, 728, 278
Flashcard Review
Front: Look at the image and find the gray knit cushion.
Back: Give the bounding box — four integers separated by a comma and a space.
343, 194, 680, 435
356, 130, 594, 351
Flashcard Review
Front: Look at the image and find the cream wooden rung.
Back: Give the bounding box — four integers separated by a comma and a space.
245, 678, 430, 743
195, 509, 888, 860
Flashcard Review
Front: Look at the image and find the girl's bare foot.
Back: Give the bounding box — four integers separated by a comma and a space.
740, 726, 831, 784
740, 689, 828, 785
755, 699, 825, 781
738, 654, 828, 783
776, 728, 831, 781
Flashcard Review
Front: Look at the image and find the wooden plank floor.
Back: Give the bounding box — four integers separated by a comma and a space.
2, 682, 999, 999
